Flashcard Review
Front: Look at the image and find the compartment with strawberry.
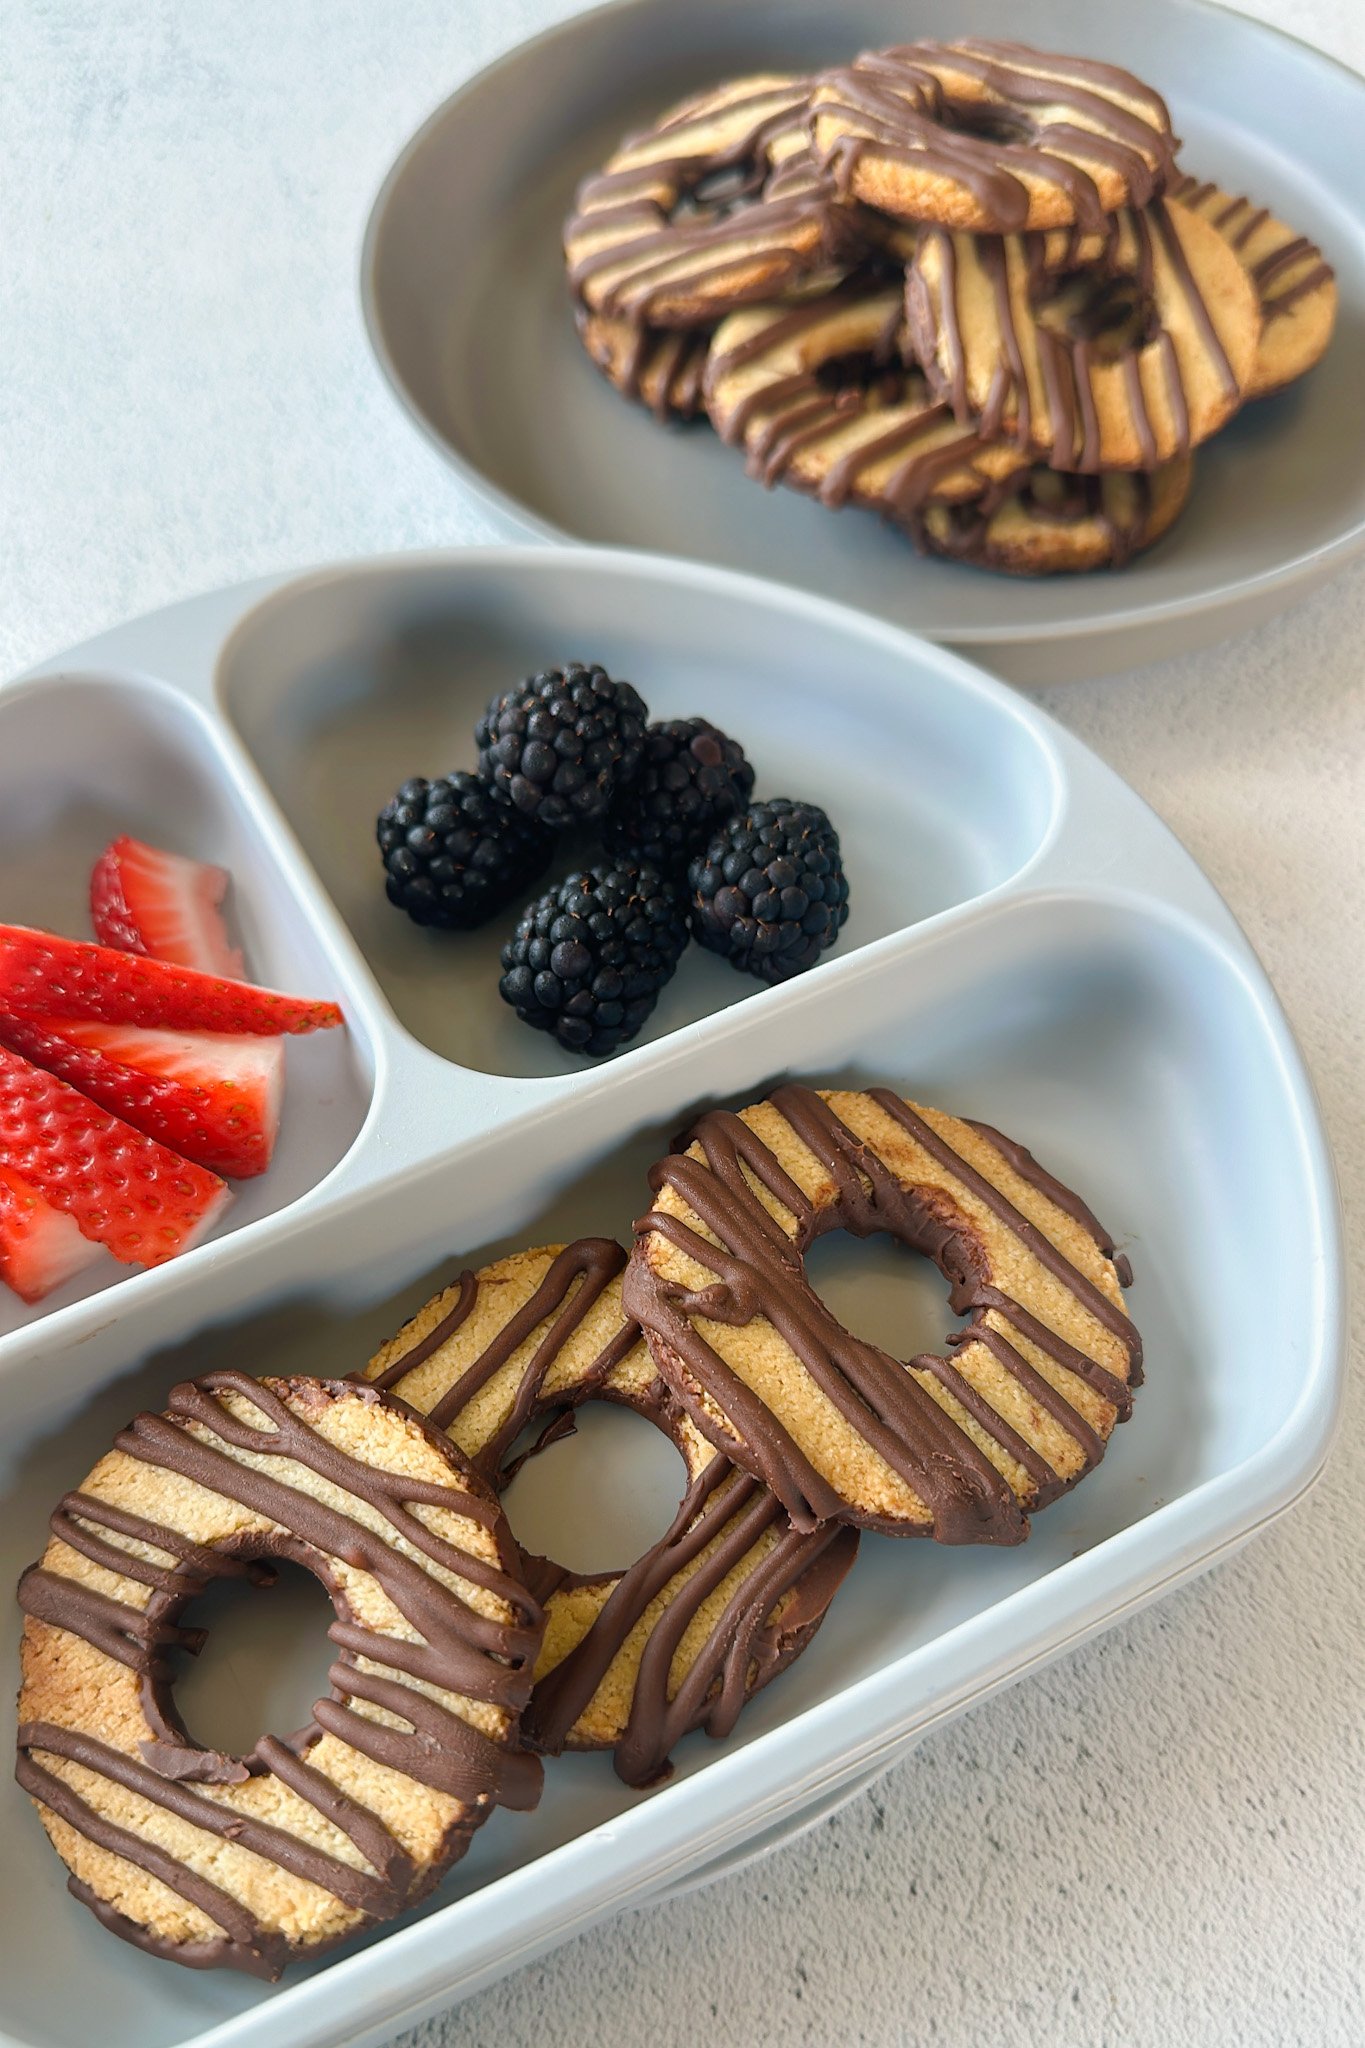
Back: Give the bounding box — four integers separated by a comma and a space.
0, 838, 344, 1306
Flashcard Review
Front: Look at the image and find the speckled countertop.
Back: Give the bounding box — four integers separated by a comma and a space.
3, 4, 1363, 2043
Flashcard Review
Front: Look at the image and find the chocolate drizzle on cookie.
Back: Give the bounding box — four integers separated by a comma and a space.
907, 199, 1249, 470
922, 462, 1186, 574
371, 1238, 638, 1455
626, 1094, 1026, 1539
366, 1240, 858, 1788
565, 78, 863, 325
811, 41, 1178, 234
706, 287, 1021, 542
17, 1374, 543, 1979
604, 319, 711, 421
625, 1086, 1139, 1534
1169, 174, 1334, 322
528, 1456, 856, 1788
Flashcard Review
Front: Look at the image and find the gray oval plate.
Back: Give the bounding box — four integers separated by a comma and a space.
362, 0, 1365, 683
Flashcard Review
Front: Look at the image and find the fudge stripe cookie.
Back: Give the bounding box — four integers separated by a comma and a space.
364, 1239, 857, 1788
906, 199, 1261, 469
565, 77, 866, 327
575, 305, 712, 421
810, 41, 1179, 233
1169, 173, 1337, 397
704, 285, 1025, 534
367, 1237, 640, 1444
918, 457, 1192, 573
17, 1375, 543, 1978
624, 1086, 1140, 1538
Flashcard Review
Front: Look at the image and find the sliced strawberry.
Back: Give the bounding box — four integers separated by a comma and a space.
0, 927, 342, 1036
0, 1164, 106, 1304
0, 1044, 229, 1266
0, 1011, 282, 1180
91, 836, 245, 978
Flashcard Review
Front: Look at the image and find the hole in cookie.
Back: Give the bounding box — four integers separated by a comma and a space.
939, 101, 1034, 148
502, 1403, 689, 1577
171, 1559, 338, 1762
1018, 468, 1096, 520
1033, 269, 1157, 360
670, 161, 766, 227
802, 1231, 962, 1363
814, 347, 915, 410
937, 470, 1100, 552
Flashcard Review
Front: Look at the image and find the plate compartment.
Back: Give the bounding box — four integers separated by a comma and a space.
0, 548, 1343, 2048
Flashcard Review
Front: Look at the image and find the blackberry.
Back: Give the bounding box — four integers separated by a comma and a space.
688, 799, 850, 983
475, 662, 648, 829
499, 863, 689, 1057
377, 772, 551, 930
601, 717, 756, 876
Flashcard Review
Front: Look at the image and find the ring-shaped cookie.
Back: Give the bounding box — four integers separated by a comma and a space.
564, 76, 866, 327
704, 283, 1026, 535
624, 1086, 1141, 1539
918, 457, 1192, 575
1169, 173, 1337, 399
809, 40, 1179, 234
364, 1238, 858, 1788
575, 305, 712, 421
17, 1375, 543, 1979
906, 199, 1261, 470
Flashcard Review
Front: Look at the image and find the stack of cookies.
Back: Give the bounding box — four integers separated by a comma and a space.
564, 39, 1336, 576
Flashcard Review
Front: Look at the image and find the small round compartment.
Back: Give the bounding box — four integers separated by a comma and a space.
218, 550, 1059, 1078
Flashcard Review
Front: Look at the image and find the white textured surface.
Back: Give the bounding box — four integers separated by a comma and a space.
3, 4, 1363, 2044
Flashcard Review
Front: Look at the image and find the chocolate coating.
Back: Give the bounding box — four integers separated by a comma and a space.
367, 1239, 858, 1788
812, 40, 1178, 234
17, 1374, 543, 1979
626, 1086, 1140, 1536
905, 200, 1250, 472
565, 77, 865, 327
705, 283, 1025, 541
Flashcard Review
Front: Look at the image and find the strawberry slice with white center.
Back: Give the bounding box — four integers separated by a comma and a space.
87, 837, 287, 1179
0, 1163, 106, 1303
91, 836, 245, 977
0, 1043, 229, 1266
0, 1011, 282, 1180
0, 926, 343, 1036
